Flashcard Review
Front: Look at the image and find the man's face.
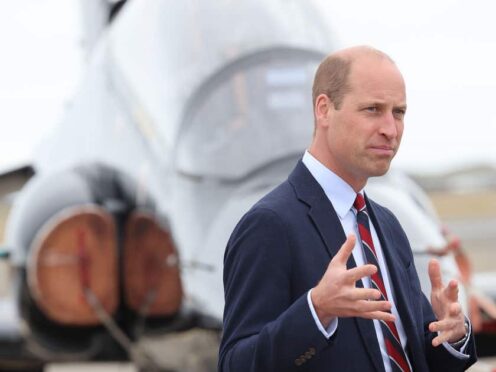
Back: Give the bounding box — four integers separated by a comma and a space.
322, 56, 406, 190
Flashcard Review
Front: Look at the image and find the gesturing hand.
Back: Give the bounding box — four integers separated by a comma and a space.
311, 234, 395, 327
428, 259, 467, 346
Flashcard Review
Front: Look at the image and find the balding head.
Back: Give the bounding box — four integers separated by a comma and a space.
309, 45, 406, 191
312, 46, 395, 110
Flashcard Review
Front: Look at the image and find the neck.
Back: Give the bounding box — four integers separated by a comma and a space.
307, 147, 366, 193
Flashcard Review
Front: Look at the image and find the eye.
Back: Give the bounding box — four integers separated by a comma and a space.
365, 106, 378, 113
393, 108, 406, 119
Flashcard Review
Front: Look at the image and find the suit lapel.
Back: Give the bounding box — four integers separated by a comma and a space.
308, 197, 346, 258
289, 161, 346, 258
289, 162, 386, 372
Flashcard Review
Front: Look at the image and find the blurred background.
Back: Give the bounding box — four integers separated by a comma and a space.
0, 0, 495, 371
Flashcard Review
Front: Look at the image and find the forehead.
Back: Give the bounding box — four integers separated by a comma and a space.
347, 56, 406, 103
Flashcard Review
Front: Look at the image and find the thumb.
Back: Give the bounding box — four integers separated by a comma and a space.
428, 259, 443, 290
333, 234, 356, 265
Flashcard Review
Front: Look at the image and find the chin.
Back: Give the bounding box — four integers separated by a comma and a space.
370, 164, 391, 177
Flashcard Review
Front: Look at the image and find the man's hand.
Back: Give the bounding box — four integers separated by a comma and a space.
311, 234, 395, 327
428, 259, 467, 346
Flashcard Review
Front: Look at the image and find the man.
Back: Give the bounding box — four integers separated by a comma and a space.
219, 46, 477, 371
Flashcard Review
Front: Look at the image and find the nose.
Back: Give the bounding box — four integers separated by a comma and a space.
380, 111, 399, 140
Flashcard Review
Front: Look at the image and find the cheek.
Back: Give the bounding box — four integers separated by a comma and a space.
328, 125, 350, 151
397, 123, 405, 143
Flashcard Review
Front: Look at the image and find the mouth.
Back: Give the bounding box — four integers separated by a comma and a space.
369, 146, 395, 157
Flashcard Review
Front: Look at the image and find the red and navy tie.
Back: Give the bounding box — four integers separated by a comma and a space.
354, 193, 411, 372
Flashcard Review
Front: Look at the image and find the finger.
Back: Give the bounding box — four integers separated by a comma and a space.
429, 319, 455, 333
449, 302, 462, 318
350, 288, 382, 301
333, 235, 356, 265
356, 299, 392, 313
360, 310, 396, 323
346, 264, 378, 283
443, 280, 459, 302
432, 330, 455, 347
428, 259, 443, 291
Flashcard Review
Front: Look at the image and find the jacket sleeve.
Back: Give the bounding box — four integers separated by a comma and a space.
218, 207, 332, 372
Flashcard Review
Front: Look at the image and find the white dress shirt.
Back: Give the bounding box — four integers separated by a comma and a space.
302, 151, 469, 371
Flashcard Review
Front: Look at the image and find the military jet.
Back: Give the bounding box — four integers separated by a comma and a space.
0, 0, 331, 370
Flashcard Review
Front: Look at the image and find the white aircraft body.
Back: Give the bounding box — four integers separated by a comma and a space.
1, 0, 331, 369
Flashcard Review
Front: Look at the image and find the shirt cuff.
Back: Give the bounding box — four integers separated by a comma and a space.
441, 318, 472, 359
307, 289, 338, 339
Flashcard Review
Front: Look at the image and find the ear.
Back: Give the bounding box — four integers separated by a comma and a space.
314, 94, 333, 128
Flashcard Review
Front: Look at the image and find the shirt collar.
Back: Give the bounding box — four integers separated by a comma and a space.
302, 150, 363, 219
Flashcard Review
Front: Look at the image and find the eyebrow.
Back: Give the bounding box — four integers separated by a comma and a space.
360, 101, 407, 110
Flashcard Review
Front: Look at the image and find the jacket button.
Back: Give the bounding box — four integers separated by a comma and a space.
304, 351, 312, 359
309, 347, 316, 355
295, 358, 303, 366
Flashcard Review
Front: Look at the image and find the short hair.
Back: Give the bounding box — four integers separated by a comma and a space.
312, 46, 395, 110
312, 55, 351, 110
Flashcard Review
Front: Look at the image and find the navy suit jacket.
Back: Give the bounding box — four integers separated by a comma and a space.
219, 161, 476, 372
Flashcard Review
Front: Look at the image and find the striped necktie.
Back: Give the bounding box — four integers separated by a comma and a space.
354, 193, 411, 372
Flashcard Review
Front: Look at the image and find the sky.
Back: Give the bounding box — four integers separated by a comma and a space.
0, 0, 83, 173
1, 0, 496, 175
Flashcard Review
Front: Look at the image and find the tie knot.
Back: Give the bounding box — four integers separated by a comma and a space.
354, 193, 366, 211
